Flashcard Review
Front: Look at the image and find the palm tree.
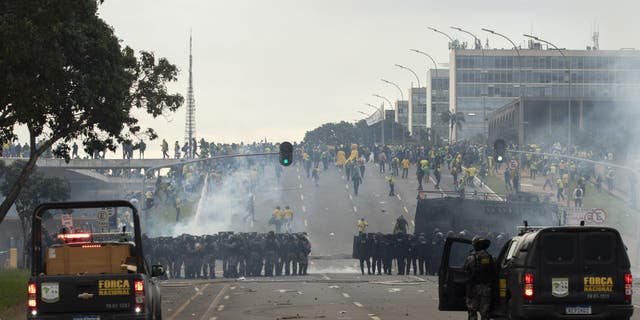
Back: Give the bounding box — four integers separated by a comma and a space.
440, 111, 466, 142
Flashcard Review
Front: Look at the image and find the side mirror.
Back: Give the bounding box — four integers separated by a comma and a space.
151, 265, 165, 277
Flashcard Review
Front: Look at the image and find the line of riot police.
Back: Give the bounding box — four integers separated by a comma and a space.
352, 230, 508, 276
145, 231, 311, 278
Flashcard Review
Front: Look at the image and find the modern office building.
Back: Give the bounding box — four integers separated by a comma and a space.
427, 69, 450, 143
409, 87, 427, 137
395, 100, 409, 132
450, 44, 640, 145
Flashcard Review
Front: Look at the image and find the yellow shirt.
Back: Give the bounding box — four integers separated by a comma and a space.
468, 167, 477, 177
401, 159, 410, 169
274, 209, 283, 220
283, 209, 293, 219
357, 220, 368, 232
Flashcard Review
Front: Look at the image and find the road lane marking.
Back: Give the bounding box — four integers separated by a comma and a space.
369, 315, 382, 320
353, 206, 358, 213
396, 194, 401, 200
297, 175, 301, 180
224, 295, 229, 300
411, 220, 415, 226
217, 305, 224, 311
168, 283, 210, 320
302, 205, 306, 212
299, 184, 302, 188
353, 302, 364, 307
304, 219, 308, 227
403, 206, 409, 213
300, 194, 304, 200
342, 293, 350, 298
199, 284, 229, 320
250, 219, 254, 228
345, 184, 349, 189
297, 168, 299, 172
349, 194, 353, 200
230, 286, 236, 290
322, 274, 331, 280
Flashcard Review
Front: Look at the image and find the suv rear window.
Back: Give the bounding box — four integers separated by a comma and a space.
582, 232, 615, 263
542, 234, 576, 264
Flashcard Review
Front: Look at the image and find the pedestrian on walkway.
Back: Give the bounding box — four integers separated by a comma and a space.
434, 166, 442, 189
504, 168, 512, 192
556, 178, 565, 202
543, 171, 553, 191
572, 187, 583, 207
401, 157, 410, 179
417, 164, 425, 191
312, 166, 320, 187
284, 206, 294, 233
352, 166, 362, 196
606, 168, 615, 191
387, 175, 395, 196
378, 151, 387, 173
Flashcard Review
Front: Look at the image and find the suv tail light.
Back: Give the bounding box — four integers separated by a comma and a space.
624, 273, 633, 302
27, 282, 37, 315
523, 272, 534, 301
134, 280, 145, 313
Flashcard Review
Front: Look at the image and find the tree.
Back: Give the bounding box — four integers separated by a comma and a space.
0, 160, 70, 267
303, 122, 360, 146
0, 0, 183, 223
440, 111, 466, 142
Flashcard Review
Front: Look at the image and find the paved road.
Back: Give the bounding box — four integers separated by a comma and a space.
226, 160, 493, 257
160, 266, 640, 320
160, 270, 458, 320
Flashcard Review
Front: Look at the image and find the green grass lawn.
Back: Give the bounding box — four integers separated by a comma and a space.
0, 269, 29, 319
571, 182, 636, 234
485, 174, 507, 196
484, 174, 636, 233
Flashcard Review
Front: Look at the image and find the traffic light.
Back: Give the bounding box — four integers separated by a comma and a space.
493, 139, 506, 163
279, 142, 293, 166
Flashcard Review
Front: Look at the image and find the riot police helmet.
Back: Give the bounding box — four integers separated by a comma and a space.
472, 236, 491, 251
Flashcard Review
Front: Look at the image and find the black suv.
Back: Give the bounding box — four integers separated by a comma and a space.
439, 226, 633, 320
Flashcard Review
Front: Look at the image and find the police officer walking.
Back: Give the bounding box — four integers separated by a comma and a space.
463, 236, 496, 320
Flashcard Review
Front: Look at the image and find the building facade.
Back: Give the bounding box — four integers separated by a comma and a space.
450, 47, 640, 145
427, 69, 450, 143
409, 87, 427, 137
395, 100, 409, 133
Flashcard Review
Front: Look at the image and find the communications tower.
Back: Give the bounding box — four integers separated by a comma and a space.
184, 32, 196, 156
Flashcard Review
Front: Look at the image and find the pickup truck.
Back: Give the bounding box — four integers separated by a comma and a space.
28, 200, 165, 320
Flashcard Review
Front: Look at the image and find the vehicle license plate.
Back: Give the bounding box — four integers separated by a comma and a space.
565, 306, 591, 315
73, 316, 100, 320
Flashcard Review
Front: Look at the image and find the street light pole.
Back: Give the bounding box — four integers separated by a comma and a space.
482, 28, 524, 147
366, 103, 385, 145
395, 64, 422, 142
381, 79, 405, 145
428, 27, 455, 49
410, 49, 439, 143
524, 34, 572, 149
395, 64, 421, 87
374, 94, 395, 144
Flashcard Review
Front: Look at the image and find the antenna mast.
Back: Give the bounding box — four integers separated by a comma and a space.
185, 31, 196, 156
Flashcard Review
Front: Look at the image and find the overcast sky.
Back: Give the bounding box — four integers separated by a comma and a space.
95, 0, 639, 149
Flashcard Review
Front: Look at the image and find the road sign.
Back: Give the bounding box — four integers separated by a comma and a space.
509, 159, 519, 170
61, 214, 73, 229
584, 208, 607, 224
96, 208, 115, 231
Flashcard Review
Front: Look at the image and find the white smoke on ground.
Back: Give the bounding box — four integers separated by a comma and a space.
169, 157, 283, 236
